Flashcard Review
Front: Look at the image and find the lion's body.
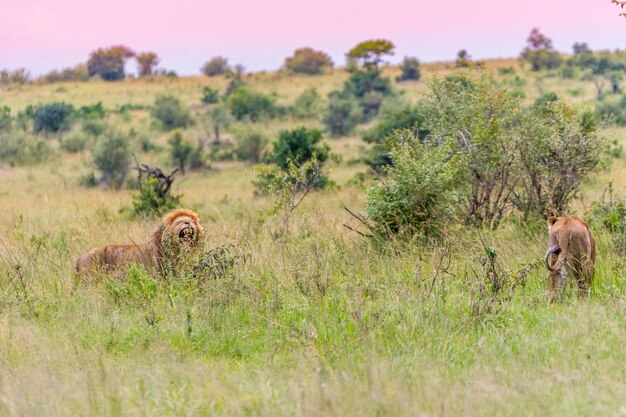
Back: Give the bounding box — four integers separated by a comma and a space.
544, 216, 596, 301
75, 209, 204, 281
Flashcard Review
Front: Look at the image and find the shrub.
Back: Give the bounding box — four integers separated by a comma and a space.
514, 104, 603, 218
233, 127, 269, 163
201, 86, 220, 104
41, 65, 89, 83
151, 94, 191, 130
82, 119, 107, 136
0, 131, 52, 166
323, 92, 364, 137
224, 86, 278, 121
396, 57, 421, 82
534, 92, 558, 108
130, 164, 182, 217
188, 139, 210, 171
77, 102, 106, 119
292, 87, 322, 119
92, 130, 131, 189
268, 127, 329, 169
362, 103, 429, 169
284, 47, 333, 75
365, 74, 604, 235
363, 104, 428, 144
498, 66, 515, 75
60, 132, 90, 153
366, 129, 460, 236
224, 65, 246, 96
596, 96, 626, 125
33, 102, 75, 133
262, 127, 333, 189
168, 131, 193, 174
0, 106, 10, 131
201, 56, 229, 76
522, 49, 563, 71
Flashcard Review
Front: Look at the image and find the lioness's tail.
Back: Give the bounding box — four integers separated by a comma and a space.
544, 236, 568, 272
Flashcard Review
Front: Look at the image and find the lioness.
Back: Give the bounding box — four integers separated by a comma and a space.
75, 208, 204, 280
544, 216, 596, 301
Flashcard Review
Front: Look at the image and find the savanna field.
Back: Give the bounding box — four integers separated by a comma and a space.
1, 55, 626, 417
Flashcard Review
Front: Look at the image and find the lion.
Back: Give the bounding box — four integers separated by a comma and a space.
75, 209, 204, 281
544, 216, 596, 302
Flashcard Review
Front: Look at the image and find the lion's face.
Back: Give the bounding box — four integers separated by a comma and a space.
170, 215, 200, 245
162, 209, 204, 249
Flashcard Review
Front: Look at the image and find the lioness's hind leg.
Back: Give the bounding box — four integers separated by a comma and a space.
549, 269, 566, 303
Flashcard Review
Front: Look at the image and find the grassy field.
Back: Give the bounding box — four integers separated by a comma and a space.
0, 59, 625, 416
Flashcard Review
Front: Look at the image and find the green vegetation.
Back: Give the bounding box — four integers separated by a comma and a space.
0, 46, 625, 416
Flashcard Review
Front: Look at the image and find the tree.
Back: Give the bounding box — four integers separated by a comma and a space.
521, 29, 562, 71
612, 0, 626, 16
346, 39, 395, 69
206, 105, 233, 142
396, 57, 421, 82
456, 49, 471, 67
284, 47, 333, 75
136, 52, 159, 77
201, 56, 229, 76
526, 28, 553, 49
87, 45, 135, 81
572, 42, 591, 55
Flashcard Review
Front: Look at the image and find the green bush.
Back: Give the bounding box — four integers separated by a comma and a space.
366, 74, 604, 235
201, 86, 220, 104
92, 130, 131, 189
0, 106, 11, 131
188, 139, 210, 171
292, 87, 322, 119
522, 49, 563, 71
168, 131, 193, 174
60, 131, 90, 153
363, 104, 428, 144
151, 94, 191, 130
362, 103, 429, 169
366, 129, 460, 236
261, 127, 333, 189
131, 176, 182, 217
33, 102, 75, 133
268, 127, 329, 169
82, 119, 107, 136
323, 92, 363, 137
0, 131, 52, 166
76, 102, 106, 119
596, 95, 626, 125
233, 127, 269, 163
225, 86, 278, 121
396, 57, 421, 82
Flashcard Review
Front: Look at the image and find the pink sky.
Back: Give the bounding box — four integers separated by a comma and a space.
1, 0, 625, 75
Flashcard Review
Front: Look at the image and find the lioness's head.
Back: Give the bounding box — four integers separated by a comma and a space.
162, 209, 204, 247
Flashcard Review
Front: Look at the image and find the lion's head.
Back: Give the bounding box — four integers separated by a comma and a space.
159, 209, 204, 250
